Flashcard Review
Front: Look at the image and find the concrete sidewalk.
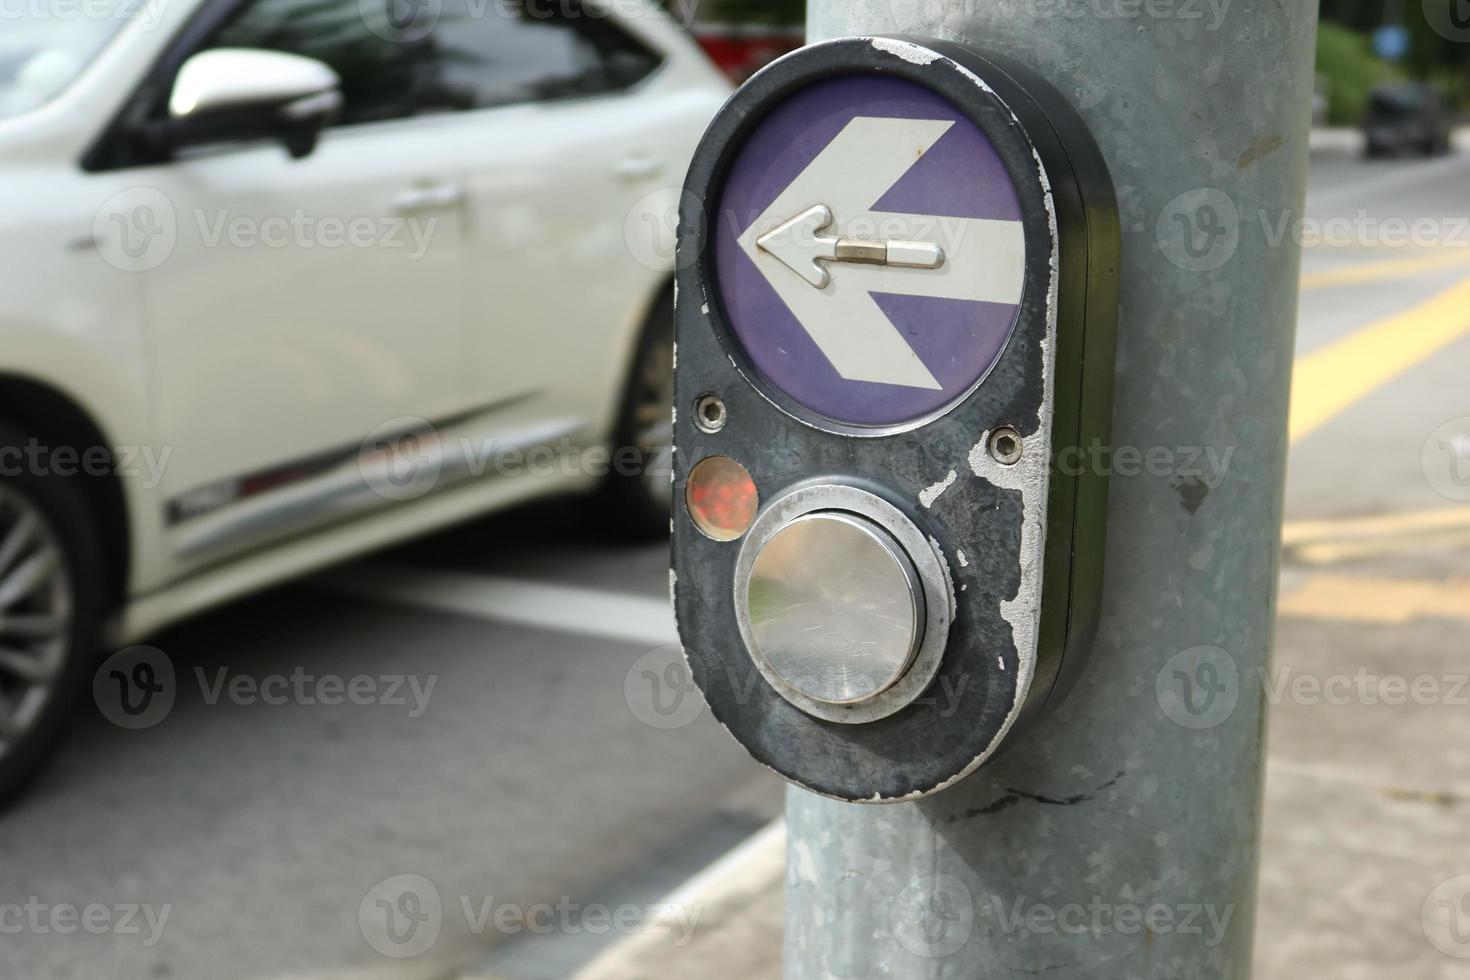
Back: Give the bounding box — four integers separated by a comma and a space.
479, 529, 1470, 979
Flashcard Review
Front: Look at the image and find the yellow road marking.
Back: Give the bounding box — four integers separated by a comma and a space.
1299, 250, 1470, 290
1291, 530, 1470, 565
1289, 276, 1470, 443
1281, 505, 1470, 564
1278, 575, 1470, 624
1282, 505, 1470, 545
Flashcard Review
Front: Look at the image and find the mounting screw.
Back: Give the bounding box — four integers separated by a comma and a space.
988, 426, 1023, 465
695, 394, 727, 434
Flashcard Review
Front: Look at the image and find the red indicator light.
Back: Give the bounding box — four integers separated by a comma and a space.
685, 456, 759, 542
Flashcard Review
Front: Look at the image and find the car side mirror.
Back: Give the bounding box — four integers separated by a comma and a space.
157, 49, 343, 159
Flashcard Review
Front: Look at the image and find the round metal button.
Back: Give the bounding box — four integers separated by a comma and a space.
742, 511, 925, 705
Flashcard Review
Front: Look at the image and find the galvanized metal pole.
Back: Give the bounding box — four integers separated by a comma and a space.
787, 2, 1318, 978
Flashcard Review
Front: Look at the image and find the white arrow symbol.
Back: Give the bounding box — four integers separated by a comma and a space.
738, 116, 1026, 391
756, 204, 946, 289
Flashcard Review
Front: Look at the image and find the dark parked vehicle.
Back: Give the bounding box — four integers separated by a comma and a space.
1364, 83, 1453, 158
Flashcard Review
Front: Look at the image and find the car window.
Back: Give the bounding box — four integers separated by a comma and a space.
0, 3, 133, 120
210, 0, 424, 125
416, 0, 663, 112
209, 0, 661, 127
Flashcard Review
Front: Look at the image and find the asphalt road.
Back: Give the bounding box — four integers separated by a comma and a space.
1258, 145, 1470, 979
4, 146, 1470, 980
1, 501, 785, 979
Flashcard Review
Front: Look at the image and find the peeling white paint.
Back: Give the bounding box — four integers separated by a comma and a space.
956, 548, 969, 568
926, 535, 958, 621
868, 36, 941, 65
700, 303, 709, 315
685, 53, 1068, 806
918, 469, 957, 509
916, 74, 1062, 800
792, 838, 818, 882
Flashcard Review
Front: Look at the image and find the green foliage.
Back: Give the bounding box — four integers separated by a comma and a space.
1318, 2, 1469, 111
1315, 21, 1399, 125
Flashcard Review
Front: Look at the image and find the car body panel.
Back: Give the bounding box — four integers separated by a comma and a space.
0, 0, 729, 640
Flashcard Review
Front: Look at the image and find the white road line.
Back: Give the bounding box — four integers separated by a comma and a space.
465, 817, 786, 980
651, 817, 786, 915
1306, 152, 1470, 210
313, 564, 679, 647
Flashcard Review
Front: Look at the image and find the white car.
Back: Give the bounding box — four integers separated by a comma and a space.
0, 0, 728, 798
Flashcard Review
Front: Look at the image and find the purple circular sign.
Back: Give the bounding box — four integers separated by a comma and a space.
712, 75, 1026, 429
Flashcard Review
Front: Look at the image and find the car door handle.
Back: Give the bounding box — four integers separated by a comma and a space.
615, 156, 664, 182
391, 182, 465, 214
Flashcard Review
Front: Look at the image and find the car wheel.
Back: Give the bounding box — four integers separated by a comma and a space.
596, 292, 675, 538
0, 424, 105, 805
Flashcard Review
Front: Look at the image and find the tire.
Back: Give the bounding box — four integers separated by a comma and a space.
0, 422, 106, 806
594, 290, 675, 539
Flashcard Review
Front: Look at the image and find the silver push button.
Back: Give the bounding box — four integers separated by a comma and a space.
742, 511, 925, 705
